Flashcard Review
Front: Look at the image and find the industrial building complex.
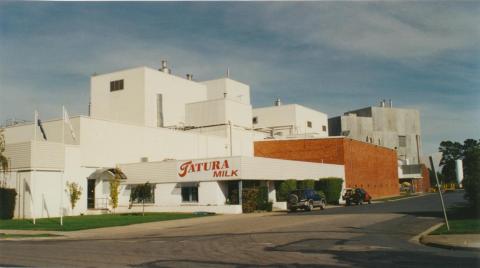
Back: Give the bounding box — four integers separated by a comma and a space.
1, 61, 429, 219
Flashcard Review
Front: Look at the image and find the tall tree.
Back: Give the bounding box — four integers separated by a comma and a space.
438, 139, 480, 207
462, 139, 480, 207
438, 140, 463, 183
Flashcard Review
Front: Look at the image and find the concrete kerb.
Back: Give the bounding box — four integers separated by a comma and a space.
414, 223, 480, 252
0, 212, 282, 241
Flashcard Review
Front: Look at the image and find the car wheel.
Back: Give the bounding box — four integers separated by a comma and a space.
306, 202, 314, 211
320, 200, 326, 210
368, 199, 372, 204
346, 200, 351, 206
289, 208, 297, 212
358, 200, 363, 205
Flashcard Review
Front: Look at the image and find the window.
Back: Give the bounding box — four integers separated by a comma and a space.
182, 186, 198, 202
307, 121, 312, 128
322, 125, 327, 132
252, 117, 258, 124
398, 136, 407, 147
110, 79, 124, 91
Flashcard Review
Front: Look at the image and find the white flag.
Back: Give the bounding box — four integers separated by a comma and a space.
63, 107, 77, 141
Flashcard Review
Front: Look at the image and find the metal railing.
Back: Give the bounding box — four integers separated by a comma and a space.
95, 197, 109, 209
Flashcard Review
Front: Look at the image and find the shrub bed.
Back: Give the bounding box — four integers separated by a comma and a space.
316, 178, 343, 204
0, 188, 17, 219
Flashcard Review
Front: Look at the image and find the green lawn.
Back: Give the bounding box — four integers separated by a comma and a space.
431, 203, 480, 235
0, 213, 211, 231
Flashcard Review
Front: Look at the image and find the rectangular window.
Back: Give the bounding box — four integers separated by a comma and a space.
398, 135, 407, 147
110, 79, 124, 92
252, 117, 258, 124
307, 121, 312, 128
322, 125, 327, 132
182, 186, 198, 203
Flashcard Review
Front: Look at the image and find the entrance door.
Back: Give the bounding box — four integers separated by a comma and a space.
87, 179, 96, 209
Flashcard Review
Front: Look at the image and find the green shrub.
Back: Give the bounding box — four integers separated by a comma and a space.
316, 190, 326, 201
298, 179, 316, 190
242, 188, 259, 213
277, 180, 297, 202
256, 186, 269, 210
316, 177, 343, 204
0, 188, 17, 219
266, 201, 273, 212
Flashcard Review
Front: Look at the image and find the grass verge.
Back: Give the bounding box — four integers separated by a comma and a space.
431, 203, 480, 235
0, 213, 210, 231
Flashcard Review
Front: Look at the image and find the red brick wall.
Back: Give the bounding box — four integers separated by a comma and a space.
420, 164, 431, 192
254, 138, 399, 198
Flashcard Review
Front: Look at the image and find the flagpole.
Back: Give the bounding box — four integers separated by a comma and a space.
32, 111, 37, 225
60, 106, 65, 226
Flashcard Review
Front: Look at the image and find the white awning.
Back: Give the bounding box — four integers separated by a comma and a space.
119, 156, 344, 184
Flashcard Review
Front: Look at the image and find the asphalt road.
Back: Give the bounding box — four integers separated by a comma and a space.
1, 191, 478, 267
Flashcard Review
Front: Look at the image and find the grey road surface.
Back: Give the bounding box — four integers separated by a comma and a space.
1, 191, 478, 267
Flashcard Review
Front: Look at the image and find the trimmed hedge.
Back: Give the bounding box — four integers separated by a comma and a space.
298, 179, 316, 190
316, 178, 343, 204
256, 186, 269, 211
0, 188, 17, 219
242, 188, 259, 213
277, 180, 297, 202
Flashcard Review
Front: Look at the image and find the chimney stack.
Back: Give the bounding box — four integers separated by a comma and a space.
186, 74, 193, 80
159, 60, 171, 74
274, 98, 282, 106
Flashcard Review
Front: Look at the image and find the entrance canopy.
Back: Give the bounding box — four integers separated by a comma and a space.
88, 168, 128, 181
119, 156, 344, 184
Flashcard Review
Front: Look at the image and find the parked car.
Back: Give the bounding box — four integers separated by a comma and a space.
343, 188, 372, 206
287, 189, 326, 212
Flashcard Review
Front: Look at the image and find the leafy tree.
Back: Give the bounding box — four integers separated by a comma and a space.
0, 129, 8, 186
439, 141, 463, 183
130, 182, 153, 216
438, 139, 480, 207
66, 182, 82, 212
462, 140, 480, 208
109, 169, 122, 214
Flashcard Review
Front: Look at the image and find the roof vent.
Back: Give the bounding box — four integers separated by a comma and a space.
274, 98, 282, 106
159, 60, 171, 74
380, 99, 386, 107
186, 74, 193, 80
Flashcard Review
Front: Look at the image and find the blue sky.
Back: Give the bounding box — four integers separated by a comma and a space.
0, 2, 479, 155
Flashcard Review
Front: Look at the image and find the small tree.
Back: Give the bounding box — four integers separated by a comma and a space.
67, 182, 82, 212
0, 128, 9, 187
109, 169, 122, 214
130, 182, 153, 216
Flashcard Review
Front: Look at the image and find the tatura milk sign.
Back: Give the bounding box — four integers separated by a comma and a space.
177, 158, 240, 180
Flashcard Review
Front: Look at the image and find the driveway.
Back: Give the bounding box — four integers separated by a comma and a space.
1, 191, 478, 267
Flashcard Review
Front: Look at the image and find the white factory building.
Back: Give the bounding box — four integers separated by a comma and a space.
2, 63, 343, 218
